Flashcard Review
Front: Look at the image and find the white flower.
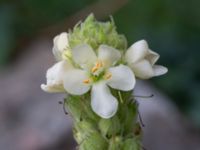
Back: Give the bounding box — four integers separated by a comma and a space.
52, 32, 69, 61
63, 44, 135, 118
41, 60, 73, 93
125, 40, 168, 79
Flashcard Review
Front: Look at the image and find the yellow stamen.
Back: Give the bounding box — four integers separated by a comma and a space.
91, 66, 98, 73
96, 61, 103, 68
105, 73, 112, 80
91, 60, 103, 73
83, 79, 90, 84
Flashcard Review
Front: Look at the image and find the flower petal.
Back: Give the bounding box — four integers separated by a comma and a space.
41, 60, 72, 92
53, 32, 69, 61
125, 40, 168, 79
153, 65, 168, 76
64, 69, 90, 95
72, 44, 97, 69
98, 45, 121, 67
41, 84, 65, 93
125, 40, 148, 64
130, 59, 154, 79
107, 65, 135, 91
146, 49, 160, 65
91, 81, 118, 119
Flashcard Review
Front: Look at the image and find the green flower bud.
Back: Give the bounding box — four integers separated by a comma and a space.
68, 13, 127, 51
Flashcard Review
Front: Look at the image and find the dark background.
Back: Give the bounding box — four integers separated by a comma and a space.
0, 0, 200, 149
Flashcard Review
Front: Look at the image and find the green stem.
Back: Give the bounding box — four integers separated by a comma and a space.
65, 91, 143, 150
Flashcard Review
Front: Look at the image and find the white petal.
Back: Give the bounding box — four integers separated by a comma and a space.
72, 44, 97, 69
125, 40, 167, 79
46, 61, 72, 82
107, 65, 135, 91
41, 84, 65, 93
91, 82, 118, 118
98, 45, 121, 67
41, 60, 72, 93
63, 69, 90, 95
54, 32, 68, 50
125, 40, 148, 64
130, 59, 154, 79
153, 65, 168, 76
146, 49, 160, 65
52, 32, 69, 61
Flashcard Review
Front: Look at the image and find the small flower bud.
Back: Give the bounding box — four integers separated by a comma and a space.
68, 13, 127, 51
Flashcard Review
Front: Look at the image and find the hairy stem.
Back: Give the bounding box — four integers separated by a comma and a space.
65, 91, 143, 150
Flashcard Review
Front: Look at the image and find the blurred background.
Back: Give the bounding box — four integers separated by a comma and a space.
0, 0, 200, 149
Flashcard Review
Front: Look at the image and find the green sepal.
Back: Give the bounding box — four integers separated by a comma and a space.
122, 137, 142, 150
65, 96, 83, 122
118, 99, 137, 134
98, 116, 121, 138
108, 136, 122, 150
65, 95, 99, 122
78, 131, 108, 150
73, 118, 98, 144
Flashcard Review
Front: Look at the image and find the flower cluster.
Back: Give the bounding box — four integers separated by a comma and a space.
41, 15, 167, 119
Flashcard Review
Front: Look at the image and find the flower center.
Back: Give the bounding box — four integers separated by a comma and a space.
82, 60, 112, 84
91, 60, 104, 74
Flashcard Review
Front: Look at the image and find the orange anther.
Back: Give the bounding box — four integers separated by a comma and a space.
96, 61, 103, 68
91, 60, 104, 73
105, 73, 112, 80
83, 79, 90, 84
91, 67, 98, 73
